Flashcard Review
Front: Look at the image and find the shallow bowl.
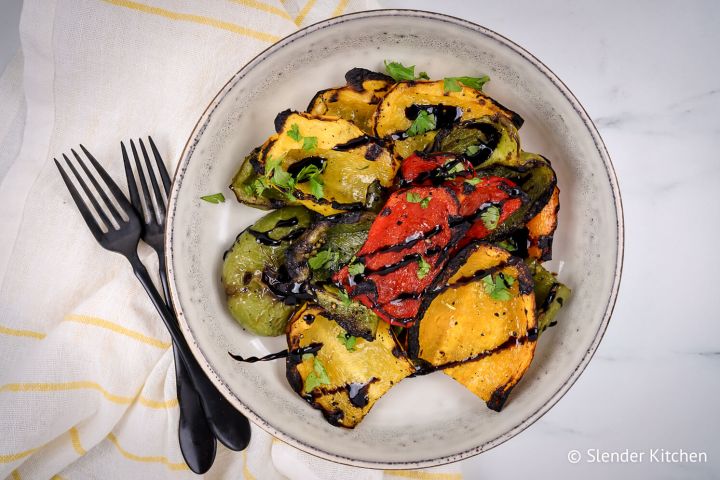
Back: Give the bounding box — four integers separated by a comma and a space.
166, 9, 623, 469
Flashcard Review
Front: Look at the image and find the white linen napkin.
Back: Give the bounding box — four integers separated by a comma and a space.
0, 1, 464, 479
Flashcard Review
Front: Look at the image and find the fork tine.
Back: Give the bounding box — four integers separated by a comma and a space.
147, 136, 171, 196
122, 142, 143, 215
139, 138, 166, 222
79, 144, 134, 215
63, 153, 112, 231
55, 158, 103, 242
130, 139, 156, 224
72, 148, 123, 226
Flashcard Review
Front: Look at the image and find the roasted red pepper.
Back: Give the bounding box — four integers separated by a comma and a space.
336, 153, 526, 326
396, 152, 473, 187
334, 186, 464, 326
448, 175, 525, 251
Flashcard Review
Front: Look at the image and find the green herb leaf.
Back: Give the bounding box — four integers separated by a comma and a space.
287, 123, 302, 141
456, 75, 490, 90
293, 163, 325, 198
309, 176, 324, 198
337, 288, 352, 306
200, 193, 225, 204
465, 145, 481, 156
294, 164, 320, 182
482, 273, 515, 301
272, 165, 293, 189
302, 136, 318, 151
406, 191, 432, 208
480, 206, 501, 230
496, 239, 517, 252
265, 157, 282, 174
304, 356, 330, 393
347, 261, 365, 276
406, 110, 437, 137
308, 249, 339, 270
418, 71, 430, 80
443, 77, 462, 93
464, 177, 482, 186
446, 161, 466, 175
443, 75, 490, 93
251, 178, 268, 195
384, 61, 418, 81
406, 192, 421, 203
416, 256, 431, 279
337, 333, 358, 352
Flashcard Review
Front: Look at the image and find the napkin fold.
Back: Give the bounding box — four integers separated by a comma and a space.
0, 1, 464, 479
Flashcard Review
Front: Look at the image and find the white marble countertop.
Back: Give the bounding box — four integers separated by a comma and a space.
1, 1, 718, 478
377, 1, 720, 478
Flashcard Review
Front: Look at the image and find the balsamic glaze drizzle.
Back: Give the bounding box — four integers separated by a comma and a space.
248, 217, 303, 247
229, 342, 322, 363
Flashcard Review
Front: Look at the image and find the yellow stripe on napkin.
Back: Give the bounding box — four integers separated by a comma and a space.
101, 0, 281, 43
228, 0, 293, 21
0, 447, 40, 464
0, 381, 177, 409
294, 0, 317, 25
107, 433, 189, 471
243, 450, 257, 480
332, 0, 350, 16
0, 324, 46, 340
63, 314, 171, 349
69, 428, 87, 456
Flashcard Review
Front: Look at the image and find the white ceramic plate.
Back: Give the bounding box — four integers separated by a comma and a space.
166, 10, 623, 469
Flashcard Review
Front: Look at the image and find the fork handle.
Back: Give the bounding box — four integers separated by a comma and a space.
173, 345, 217, 473
129, 257, 252, 451
158, 254, 218, 472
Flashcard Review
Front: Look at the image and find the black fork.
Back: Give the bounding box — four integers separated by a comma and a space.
123, 138, 254, 464
55, 146, 251, 469
122, 138, 216, 474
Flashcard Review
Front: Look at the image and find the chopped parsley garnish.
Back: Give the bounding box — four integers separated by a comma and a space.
481, 206, 501, 230
482, 273, 515, 301
294, 163, 325, 198
347, 261, 365, 276
496, 239, 518, 252
406, 110, 436, 137
406, 191, 431, 208
251, 178, 268, 195
266, 156, 326, 200
443, 75, 490, 93
243, 179, 268, 197
464, 177, 482, 186
465, 145, 481, 156
308, 176, 323, 198
445, 160, 466, 175
384, 61, 429, 81
287, 123, 302, 141
200, 192, 225, 204
308, 249, 339, 270
336, 288, 352, 306
303, 356, 330, 393
337, 333, 358, 352
416, 256, 431, 279
302, 136, 318, 151
264, 157, 296, 200
287, 123, 318, 151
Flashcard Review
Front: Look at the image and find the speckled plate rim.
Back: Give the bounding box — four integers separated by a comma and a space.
165, 9, 624, 470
